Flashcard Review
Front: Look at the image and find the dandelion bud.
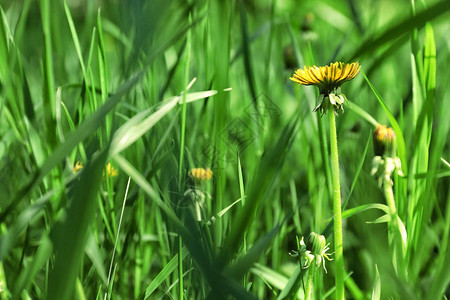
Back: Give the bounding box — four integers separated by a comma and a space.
105, 162, 118, 177
371, 125, 404, 186
283, 45, 296, 70
307, 232, 327, 256
73, 161, 83, 174
295, 233, 332, 273
373, 124, 397, 157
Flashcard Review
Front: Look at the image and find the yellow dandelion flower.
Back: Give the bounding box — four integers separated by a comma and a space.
290, 62, 360, 90
290, 62, 360, 114
106, 162, 118, 177
73, 161, 83, 174
188, 168, 213, 182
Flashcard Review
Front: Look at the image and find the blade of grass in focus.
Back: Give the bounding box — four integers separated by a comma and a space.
47, 148, 109, 300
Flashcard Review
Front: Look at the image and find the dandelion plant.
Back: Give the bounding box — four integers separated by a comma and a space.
290, 62, 360, 300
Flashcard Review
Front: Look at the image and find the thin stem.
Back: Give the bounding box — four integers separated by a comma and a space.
383, 174, 406, 278
104, 177, 131, 300
328, 108, 345, 300
0, 262, 9, 299
177, 13, 191, 300
178, 17, 191, 189
178, 235, 184, 299
305, 263, 316, 300
383, 176, 397, 216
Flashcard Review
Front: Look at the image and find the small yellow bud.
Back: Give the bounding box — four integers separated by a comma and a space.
106, 162, 118, 177
373, 124, 397, 157
73, 161, 83, 174
188, 168, 213, 182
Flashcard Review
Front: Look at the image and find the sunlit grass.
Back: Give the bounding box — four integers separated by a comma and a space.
0, 0, 449, 299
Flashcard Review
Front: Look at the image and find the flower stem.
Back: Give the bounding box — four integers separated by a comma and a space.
383, 176, 397, 216
382, 175, 406, 277
329, 108, 345, 300
178, 235, 183, 299
305, 263, 316, 300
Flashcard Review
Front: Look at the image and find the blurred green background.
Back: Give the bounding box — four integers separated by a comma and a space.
0, 0, 449, 299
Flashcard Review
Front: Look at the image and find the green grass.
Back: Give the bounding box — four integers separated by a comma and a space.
0, 0, 449, 299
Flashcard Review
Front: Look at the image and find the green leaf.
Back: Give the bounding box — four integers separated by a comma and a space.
0, 191, 52, 260
342, 204, 390, 220
144, 248, 188, 299
110, 88, 219, 156
367, 214, 391, 224
349, 0, 450, 60
251, 263, 288, 291
277, 265, 305, 300
13, 235, 53, 298
220, 112, 299, 265
48, 148, 109, 300
112, 154, 186, 234
63, 0, 87, 78
224, 218, 288, 280
347, 99, 378, 127
85, 232, 108, 285
371, 265, 381, 300
361, 70, 408, 174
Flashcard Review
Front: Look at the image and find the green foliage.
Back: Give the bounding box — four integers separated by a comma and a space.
0, 0, 449, 299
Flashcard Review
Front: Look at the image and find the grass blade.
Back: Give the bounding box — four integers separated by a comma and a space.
361, 70, 407, 174
48, 147, 109, 300
0, 191, 52, 260
144, 248, 188, 299
40, 0, 57, 146
12, 235, 53, 298
371, 265, 381, 300
224, 217, 289, 279
220, 113, 299, 266
277, 265, 305, 300
110, 88, 219, 156
349, 0, 450, 60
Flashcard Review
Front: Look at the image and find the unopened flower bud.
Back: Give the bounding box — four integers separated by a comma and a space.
373, 124, 397, 157
293, 232, 332, 273
307, 232, 327, 256
73, 161, 83, 174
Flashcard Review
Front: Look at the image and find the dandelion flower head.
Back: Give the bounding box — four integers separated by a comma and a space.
290, 62, 360, 114
188, 168, 213, 182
